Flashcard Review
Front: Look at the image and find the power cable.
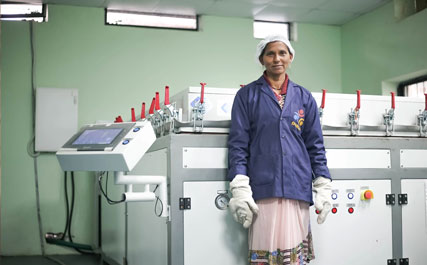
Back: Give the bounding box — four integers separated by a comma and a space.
29, 21, 68, 265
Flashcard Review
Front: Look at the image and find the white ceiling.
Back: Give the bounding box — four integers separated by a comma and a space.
14, 0, 391, 25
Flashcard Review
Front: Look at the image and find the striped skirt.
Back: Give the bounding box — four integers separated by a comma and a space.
248, 198, 315, 265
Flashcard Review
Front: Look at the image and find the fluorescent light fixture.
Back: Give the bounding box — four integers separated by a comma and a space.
253, 20, 290, 39
106, 10, 198, 30
0, 3, 47, 22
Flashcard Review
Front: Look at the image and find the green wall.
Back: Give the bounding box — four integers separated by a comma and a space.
342, 2, 427, 95
1, 5, 341, 255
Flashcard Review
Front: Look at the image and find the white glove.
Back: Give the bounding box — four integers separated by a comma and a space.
229, 175, 259, 229
313, 176, 332, 224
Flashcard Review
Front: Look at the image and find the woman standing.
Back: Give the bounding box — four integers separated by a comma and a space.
228, 35, 332, 265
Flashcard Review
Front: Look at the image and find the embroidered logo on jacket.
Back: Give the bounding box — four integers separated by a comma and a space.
291, 109, 305, 131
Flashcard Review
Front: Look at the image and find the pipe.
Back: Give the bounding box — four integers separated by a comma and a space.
114, 172, 168, 217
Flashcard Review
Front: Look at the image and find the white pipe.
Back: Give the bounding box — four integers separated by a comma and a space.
114, 171, 165, 185
124, 191, 156, 202
114, 171, 168, 217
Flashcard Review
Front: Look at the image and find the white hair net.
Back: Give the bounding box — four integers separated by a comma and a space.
256, 35, 295, 64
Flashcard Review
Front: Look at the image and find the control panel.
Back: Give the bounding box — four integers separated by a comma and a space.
56, 121, 156, 172
310, 179, 392, 265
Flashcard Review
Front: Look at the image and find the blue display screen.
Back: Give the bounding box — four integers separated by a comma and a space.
72, 128, 123, 145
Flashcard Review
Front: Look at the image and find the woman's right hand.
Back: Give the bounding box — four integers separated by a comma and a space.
229, 175, 259, 228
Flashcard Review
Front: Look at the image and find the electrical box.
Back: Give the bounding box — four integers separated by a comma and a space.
35, 87, 78, 152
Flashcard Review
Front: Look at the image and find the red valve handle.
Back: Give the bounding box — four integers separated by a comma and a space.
131, 108, 136, 122
155, 92, 160, 111
149, 97, 155, 115
321, 89, 327, 109
240, 84, 245, 88
200, 82, 206, 104
116, 115, 123, 123
391, 92, 395, 109
164, 86, 170, 105
141, 102, 146, 119
425, 93, 427, 111
356, 90, 361, 111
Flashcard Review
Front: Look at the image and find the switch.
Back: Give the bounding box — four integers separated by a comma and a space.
348, 207, 354, 214
361, 189, 374, 200
347, 193, 354, 200
331, 207, 337, 214
331, 193, 338, 200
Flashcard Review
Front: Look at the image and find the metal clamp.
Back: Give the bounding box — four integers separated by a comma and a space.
417, 110, 427, 137
348, 108, 360, 136
348, 90, 361, 136
383, 108, 395, 136
383, 92, 395, 136
191, 82, 207, 133
162, 103, 178, 135
192, 102, 205, 133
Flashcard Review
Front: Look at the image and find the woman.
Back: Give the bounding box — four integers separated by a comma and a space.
228, 35, 332, 265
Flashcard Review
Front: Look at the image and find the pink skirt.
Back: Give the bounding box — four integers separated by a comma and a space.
248, 198, 315, 265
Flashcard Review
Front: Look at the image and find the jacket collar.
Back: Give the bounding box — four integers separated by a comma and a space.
256, 75, 295, 111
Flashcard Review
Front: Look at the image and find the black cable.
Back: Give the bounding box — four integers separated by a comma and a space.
154, 196, 163, 217
68, 172, 75, 243
98, 172, 125, 205
106, 172, 109, 198
152, 185, 164, 217
64, 172, 95, 255
62, 172, 69, 240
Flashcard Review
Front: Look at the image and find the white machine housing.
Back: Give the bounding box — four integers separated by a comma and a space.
171, 86, 426, 137
170, 86, 239, 122
56, 121, 156, 172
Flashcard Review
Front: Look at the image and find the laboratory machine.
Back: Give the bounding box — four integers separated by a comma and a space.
57, 84, 427, 265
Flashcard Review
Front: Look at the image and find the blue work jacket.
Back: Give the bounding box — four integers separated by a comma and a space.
227, 75, 331, 205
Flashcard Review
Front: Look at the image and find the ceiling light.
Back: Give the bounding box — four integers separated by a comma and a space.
106, 10, 198, 30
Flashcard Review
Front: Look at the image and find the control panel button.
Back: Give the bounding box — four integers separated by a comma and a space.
332, 207, 337, 214
122, 139, 130, 145
347, 193, 354, 199
133, 127, 140, 132
361, 189, 374, 200
348, 207, 354, 214
315, 209, 320, 214
331, 193, 338, 200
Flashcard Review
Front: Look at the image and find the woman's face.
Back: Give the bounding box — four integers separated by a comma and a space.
259, 41, 293, 77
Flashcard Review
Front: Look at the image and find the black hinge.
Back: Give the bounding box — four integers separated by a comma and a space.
398, 194, 408, 205
387, 259, 397, 265
386, 194, 395, 205
179, 198, 191, 210
399, 258, 409, 265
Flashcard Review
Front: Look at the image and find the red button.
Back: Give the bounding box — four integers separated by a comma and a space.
348, 207, 354, 214
364, 190, 374, 200
315, 209, 320, 214
332, 208, 337, 214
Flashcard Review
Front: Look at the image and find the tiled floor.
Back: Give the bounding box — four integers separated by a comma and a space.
0, 255, 103, 265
